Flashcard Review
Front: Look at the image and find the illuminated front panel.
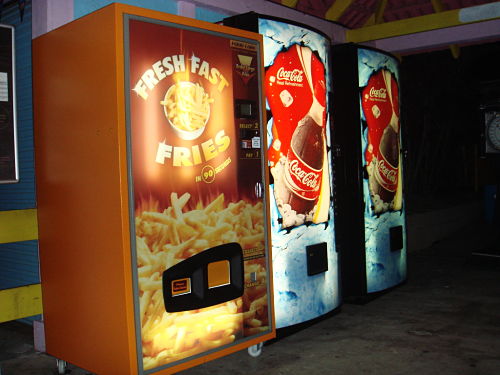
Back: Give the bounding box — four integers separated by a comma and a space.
125, 16, 271, 372
259, 18, 339, 328
357, 48, 407, 293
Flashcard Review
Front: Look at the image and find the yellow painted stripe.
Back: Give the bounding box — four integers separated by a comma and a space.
0, 284, 43, 323
325, 0, 354, 22
281, 0, 299, 8
0, 208, 38, 244
346, 6, 500, 43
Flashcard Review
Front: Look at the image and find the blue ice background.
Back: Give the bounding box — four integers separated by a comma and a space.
260, 18, 340, 328
358, 49, 407, 293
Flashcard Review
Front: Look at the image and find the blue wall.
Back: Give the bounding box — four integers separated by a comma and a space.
74, 0, 228, 22
0, 2, 40, 323
196, 6, 228, 23
0, 240, 39, 289
74, 0, 177, 18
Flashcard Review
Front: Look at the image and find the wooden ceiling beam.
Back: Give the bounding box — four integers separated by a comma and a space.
325, 0, 355, 21
431, 0, 461, 58
346, 2, 500, 43
430, 0, 445, 13
362, 0, 388, 27
281, 0, 299, 8
375, 0, 388, 24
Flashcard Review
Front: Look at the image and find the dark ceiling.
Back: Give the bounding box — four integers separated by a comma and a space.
268, 0, 498, 29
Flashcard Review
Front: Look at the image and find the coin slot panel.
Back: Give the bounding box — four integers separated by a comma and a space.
162, 242, 244, 312
390, 225, 403, 251
306, 242, 328, 276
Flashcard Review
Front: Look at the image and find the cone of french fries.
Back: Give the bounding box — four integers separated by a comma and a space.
161, 82, 213, 140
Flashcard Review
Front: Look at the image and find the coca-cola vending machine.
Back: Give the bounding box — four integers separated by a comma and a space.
331, 44, 407, 300
224, 13, 341, 329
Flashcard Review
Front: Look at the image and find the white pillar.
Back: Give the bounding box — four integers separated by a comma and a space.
178, 0, 196, 18
32, 0, 74, 39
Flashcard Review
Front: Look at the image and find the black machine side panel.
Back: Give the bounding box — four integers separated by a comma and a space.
331, 44, 367, 297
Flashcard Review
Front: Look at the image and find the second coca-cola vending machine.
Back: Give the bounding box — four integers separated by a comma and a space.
331, 44, 407, 300
224, 13, 341, 329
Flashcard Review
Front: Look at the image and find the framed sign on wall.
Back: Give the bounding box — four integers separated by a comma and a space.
0, 24, 17, 183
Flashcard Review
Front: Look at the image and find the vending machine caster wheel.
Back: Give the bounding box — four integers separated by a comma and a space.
56, 359, 67, 374
247, 342, 263, 357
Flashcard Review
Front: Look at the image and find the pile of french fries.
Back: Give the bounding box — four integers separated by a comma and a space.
161, 82, 213, 132
135, 192, 269, 369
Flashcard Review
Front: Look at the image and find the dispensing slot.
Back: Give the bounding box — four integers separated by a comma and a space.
306, 242, 328, 276
162, 242, 244, 312
208, 260, 230, 289
390, 225, 403, 252
235, 99, 256, 118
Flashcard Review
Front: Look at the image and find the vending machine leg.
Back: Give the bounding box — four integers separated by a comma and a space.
247, 342, 263, 357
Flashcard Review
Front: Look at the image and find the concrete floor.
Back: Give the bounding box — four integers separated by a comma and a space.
1, 221, 499, 375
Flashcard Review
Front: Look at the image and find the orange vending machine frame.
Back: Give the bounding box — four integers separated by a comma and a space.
34, 4, 275, 375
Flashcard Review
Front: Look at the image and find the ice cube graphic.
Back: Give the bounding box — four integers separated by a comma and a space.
364, 208, 407, 293
280, 89, 293, 107
270, 195, 340, 328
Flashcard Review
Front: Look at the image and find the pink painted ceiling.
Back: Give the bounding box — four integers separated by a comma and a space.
268, 0, 498, 29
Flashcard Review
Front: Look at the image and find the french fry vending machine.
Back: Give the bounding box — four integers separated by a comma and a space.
34, 4, 274, 375
224, 13, 341, 329
331, 44, 407, 300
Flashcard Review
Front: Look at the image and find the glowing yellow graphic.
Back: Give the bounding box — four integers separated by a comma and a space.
161, 81, 213, 140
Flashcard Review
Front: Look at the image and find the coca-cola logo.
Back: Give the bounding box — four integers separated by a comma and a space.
289, 159, 320, 189
369, 87, 387, 99
377, 159, 397, 185
276, 67, 304, 83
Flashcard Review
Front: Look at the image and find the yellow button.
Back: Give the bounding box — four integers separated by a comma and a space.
171, 278, 191, 296
207, 260, 230, 289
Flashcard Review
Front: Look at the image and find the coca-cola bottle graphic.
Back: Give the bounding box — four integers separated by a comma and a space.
362, 69, 401, 213
265, 44, 328, 227
372, 122, 399, 203
282, 114, 324, 215
281, 46, 326, 223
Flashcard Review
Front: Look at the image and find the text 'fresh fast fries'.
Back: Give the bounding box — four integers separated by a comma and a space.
161, 82, 213, 134
135, 192, 269, 369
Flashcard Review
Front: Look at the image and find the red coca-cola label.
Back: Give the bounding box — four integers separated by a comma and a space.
265, 45, 310, 159
373, 155, 398, 192
362, 69, 400, 203
311, 52, 327, 108
265, 44, 326, 164
362, 71, 394, 162
276, 67, 304, 83
362, 71, 398, 158
284, 146, 322, 201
